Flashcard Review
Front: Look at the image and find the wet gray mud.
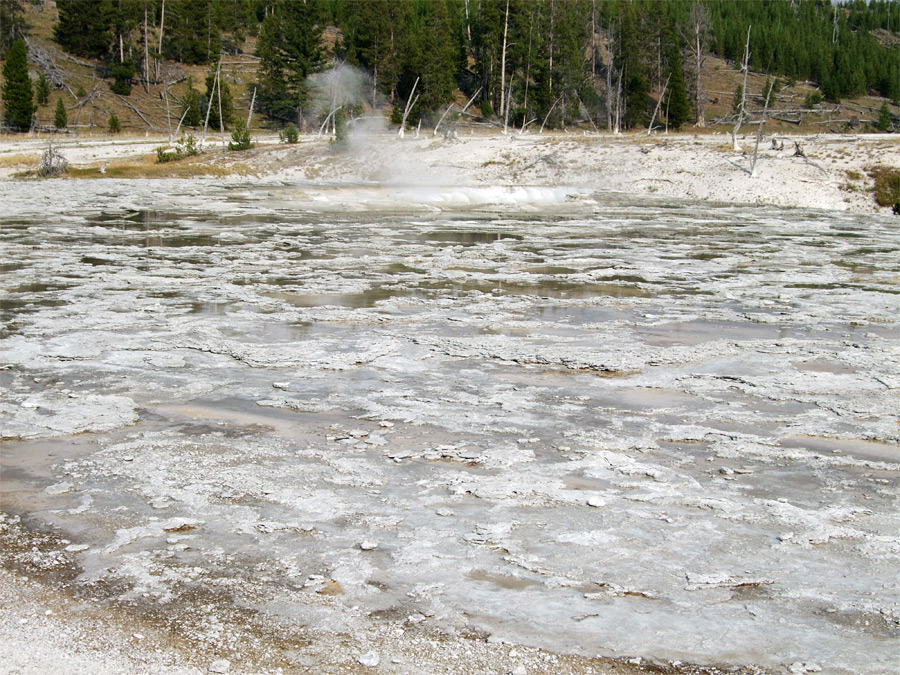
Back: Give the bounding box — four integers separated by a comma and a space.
1, 179, 898, 674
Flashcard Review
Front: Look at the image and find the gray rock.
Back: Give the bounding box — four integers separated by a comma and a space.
358, 651, 379, 667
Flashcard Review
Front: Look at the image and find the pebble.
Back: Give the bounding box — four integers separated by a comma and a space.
586, 497, 604, 507
64, 544, 89, 552
510, 666, 527, 675
208, 659, 231, 674
436, 507, 455, 517
358, 651, 379, 667
360, 540, 379, 551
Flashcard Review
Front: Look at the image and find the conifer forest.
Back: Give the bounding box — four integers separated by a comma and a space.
1, 0, 898, 133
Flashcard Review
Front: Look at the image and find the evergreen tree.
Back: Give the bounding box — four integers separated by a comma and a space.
664, 43, 690, 130
167, 0, 221, 65
36, 73, 50, 105
876, 103, 893, 132
54, 97, 68, 128
181, 76, 203, 126
1, 0, 26, 55
731, 83, 743, 114
205, 69, 234, 130
417, 0, 462, 117
619, 2, 648, 129
55, 0, 114, 58
256, 0, 323, 122
108, 112, 121, 132
1, 37, 34, 131
110, 58, 135, 95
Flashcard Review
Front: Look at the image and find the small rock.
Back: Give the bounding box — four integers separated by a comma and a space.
510, 666, 527, 675
358, 651, 379, 667
407, 613, 426, 624
122, 456, 134, 462
719, 467, 734, 475
586, 497, 604, 508
45, 481, 74, 495
380, 421, 394, 428
162, 517, 203, 532
208, 659, 231, 673
317, 580, 343, 596
132, 633, 144, 640
272, 382, 291, 390
436, 507, 455, 517
64, 544, 89, 552
360, 540, 378, 551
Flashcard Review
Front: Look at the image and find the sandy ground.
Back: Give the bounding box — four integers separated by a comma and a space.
0, 130, 897, 675
0, 129, 896, 213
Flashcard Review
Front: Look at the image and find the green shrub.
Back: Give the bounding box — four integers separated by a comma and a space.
869, 166, 900, 208
227, 121, 253, 151
804, 91, 823, 108
108, 113, 121, 133
156, 134, 199, 163
279, 122, 299, 143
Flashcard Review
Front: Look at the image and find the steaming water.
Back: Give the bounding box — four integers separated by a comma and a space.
1, 179, 898, 673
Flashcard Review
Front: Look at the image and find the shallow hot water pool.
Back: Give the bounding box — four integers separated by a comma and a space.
1, 180, 898, 673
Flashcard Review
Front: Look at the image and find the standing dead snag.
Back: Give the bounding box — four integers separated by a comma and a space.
731, 25, 751, 151
750, 78, 773, 178
398, 77, 419, 139
647, 75, 671, 135
682, 2, 710, 128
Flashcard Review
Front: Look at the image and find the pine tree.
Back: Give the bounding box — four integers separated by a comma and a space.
1, 0, 26, 55
55, 0, 114, 58
731, 83, 743, 114
36, 73, 50, 105
876, 103, 893, 132
664, 43, 690, 130
110, 58, 135, 95
256, 0, 323, 122
54, 97, 68, 128
181, 77, 202, 127
1, 38, 34, 131
108, 112, 121, 133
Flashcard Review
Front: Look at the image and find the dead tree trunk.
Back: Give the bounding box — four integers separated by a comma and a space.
398, 77, 419, 138
143, 6, 150, 93
499, 0, 510, 121
647, 74, 670, 135
731, 25, 751, 151
156, 0, 165, 82
750, 81, 772, 178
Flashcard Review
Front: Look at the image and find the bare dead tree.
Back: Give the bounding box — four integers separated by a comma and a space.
731, 25, 751, 151
647, 74, 670, 135
398, 77, 419, 138
143, 5, 150, 93
682, 2, 710, 127
499, 0, 510, 121
156, 0, 165, 82
750, 79, 773, 178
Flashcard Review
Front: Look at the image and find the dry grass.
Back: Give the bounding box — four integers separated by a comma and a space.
0, 153, 39, 168
867, 165, 900, 207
